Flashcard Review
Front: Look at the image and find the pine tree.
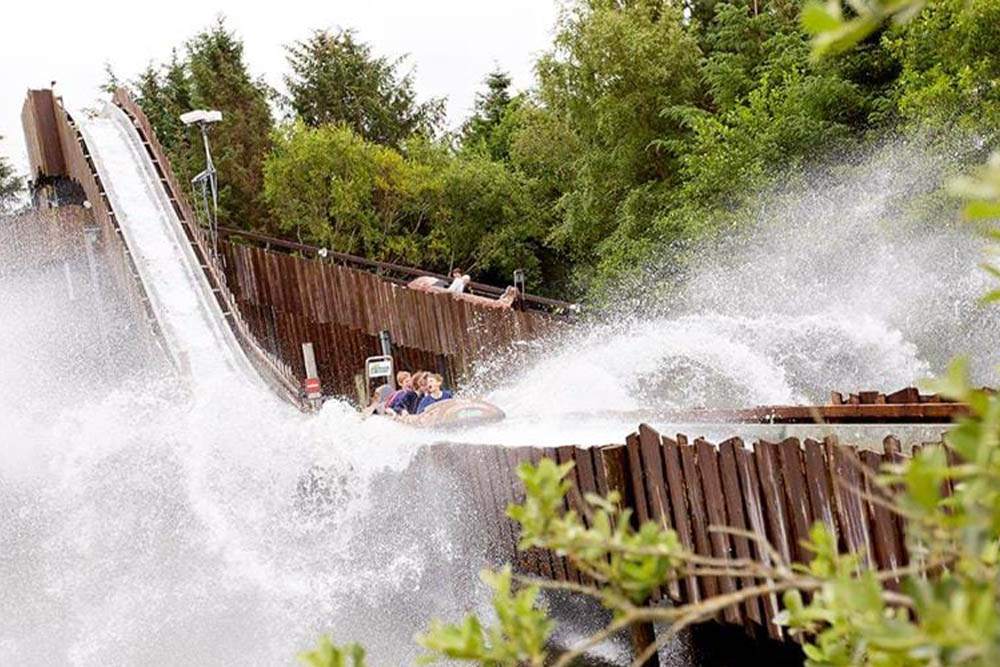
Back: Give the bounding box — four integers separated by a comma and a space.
460, 69, 517, 160
133, 52, 195, 186
283, 29, 444, 147
185, 17, 274, 231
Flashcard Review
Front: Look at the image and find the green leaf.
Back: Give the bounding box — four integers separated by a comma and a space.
801, 1, 843, 35
963, 200, 1000, 221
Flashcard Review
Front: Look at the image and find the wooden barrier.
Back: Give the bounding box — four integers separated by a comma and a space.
21, 90, 164, 362
218, 239, 565, 398
217, 226, 579, 314
447, 424, 926, 641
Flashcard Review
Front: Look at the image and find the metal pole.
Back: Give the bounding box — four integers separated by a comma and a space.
201, 126, 219, 264
378, 331, 396, 391
301, 342, 322, 409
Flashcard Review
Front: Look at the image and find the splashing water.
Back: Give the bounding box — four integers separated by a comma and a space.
2, 137, 998, 665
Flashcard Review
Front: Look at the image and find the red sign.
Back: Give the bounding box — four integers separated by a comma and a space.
305, 378, 321, 394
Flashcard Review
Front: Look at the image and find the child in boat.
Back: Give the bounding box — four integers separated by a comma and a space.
384, 371, 411, 407
386, 371, 419, 415
416, 373, 453, 413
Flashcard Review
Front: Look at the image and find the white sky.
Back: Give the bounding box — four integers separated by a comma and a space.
1, 0, 560, 175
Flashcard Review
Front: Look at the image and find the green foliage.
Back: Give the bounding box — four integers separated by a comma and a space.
298, 636, 367, 667
264, 122, 547, 285
531, 0, 703, 267
460, 69, 519, 162
132, 52, 196, 187
886, 0, 1000, 134
284, 29, 444, 147
801, 0, 927, 58
415, 567, 554, 666
111, 0, 1000, 302
0, 137, 23, 212
185, 18, 275, 231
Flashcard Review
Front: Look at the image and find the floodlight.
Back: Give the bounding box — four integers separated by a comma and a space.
180, 109, 222, 126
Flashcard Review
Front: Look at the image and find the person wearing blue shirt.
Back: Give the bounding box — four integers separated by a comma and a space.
386, 371, 420, 415
416, 373, 453, 413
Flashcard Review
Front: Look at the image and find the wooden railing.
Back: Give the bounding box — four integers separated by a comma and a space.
217, 226, 580, 316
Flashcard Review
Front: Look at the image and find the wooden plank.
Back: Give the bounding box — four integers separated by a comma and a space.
484, 445, 521, 565
718, 438, 762, 625
696, 438, 740, 624
754, 441, 794, 568
803, 439, 838, 542
557, 446, 590, 585
661, 435, 699, 604
826, 438, 875, 569
776, 438, 815, 564
517, 447, 556, 580
543, 446, 574, 583
735, 445, 782, 639
754, 440, 795, 648
678, 437, 718, 599
501, 447, 542, 576
624, 433, 651, 526
860, 450, 905, 583
638, 424, 676, 600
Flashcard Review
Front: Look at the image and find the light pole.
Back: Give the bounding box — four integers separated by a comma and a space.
180, 109, 223, 265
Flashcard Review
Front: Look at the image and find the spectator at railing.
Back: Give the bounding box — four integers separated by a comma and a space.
447, 268, 471, 293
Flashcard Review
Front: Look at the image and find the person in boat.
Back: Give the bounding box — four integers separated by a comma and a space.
384, 371, 411, 405
386, 371, 419, 415
447, 268, 471, 293
364, 383, 394, 416
416, 373, 453, 413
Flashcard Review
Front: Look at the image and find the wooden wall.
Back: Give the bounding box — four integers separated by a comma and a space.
445, 423, 920, 640
219, 240, 563, 399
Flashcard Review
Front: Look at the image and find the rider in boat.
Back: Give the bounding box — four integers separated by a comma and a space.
416, 373, 453, 413
386, 371, 419, 415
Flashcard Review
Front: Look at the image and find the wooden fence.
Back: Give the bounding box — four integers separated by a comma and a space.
219, 239, 564, 398
447, 423, 921, 641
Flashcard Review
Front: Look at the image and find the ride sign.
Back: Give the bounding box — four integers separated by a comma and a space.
365, 356, 394, 379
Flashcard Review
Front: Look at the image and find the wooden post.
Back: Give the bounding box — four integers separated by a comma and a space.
600, 444, 661, 666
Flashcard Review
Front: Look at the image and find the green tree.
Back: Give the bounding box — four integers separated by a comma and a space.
528, 0, 703, 278
132, 52, 195, 184
284, 29, 444, 147
264, 121, 436, 265
0, 140, 23, 212
460, 69, 519, 161
185, 17, 275, 231
431, 153, 544, 284
885, 0, 1000, 135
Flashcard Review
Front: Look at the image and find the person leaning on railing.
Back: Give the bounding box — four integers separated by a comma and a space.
447, 268, 471, 293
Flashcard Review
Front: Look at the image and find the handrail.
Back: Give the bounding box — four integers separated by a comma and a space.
216, 225, 580, 314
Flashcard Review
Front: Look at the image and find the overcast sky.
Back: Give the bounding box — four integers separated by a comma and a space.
2, 0, 560, 175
